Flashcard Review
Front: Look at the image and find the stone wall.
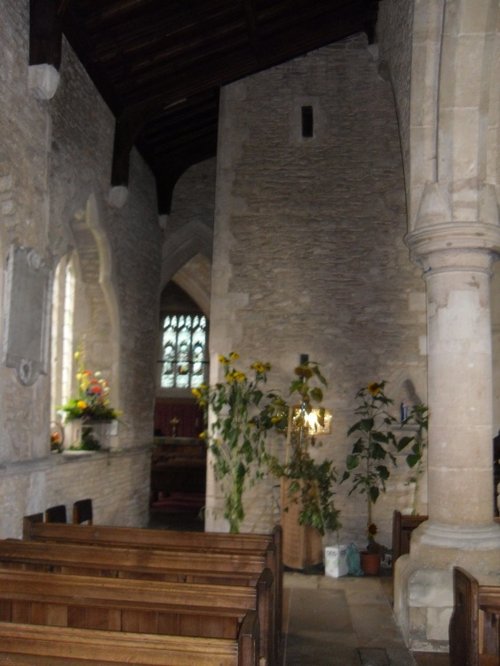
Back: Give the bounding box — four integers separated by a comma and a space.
0, 0, 160, 535
209, 34, 428, 547
0, 449, 150, 539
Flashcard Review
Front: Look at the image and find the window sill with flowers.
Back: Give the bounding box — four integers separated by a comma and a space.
58, 349, 119, 452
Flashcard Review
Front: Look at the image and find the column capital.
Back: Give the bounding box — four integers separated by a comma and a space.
405, 221, 500, 276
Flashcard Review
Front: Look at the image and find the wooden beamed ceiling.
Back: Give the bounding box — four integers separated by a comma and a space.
30, 0, 380, 213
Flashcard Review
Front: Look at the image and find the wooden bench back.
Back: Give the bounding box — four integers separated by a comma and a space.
0, 566, 256, 635
449, 566, 500, 666
45, 504, 67, 523
391, 510, 428, 563
72, 498, 93, 525
0, 618, 258, 665
1, 537, 268, 578
23, 520, 279, 559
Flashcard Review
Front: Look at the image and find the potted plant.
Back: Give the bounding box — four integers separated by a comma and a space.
268, 359, 341, 569
341, 381, 407, 574
192, 352, 278, 533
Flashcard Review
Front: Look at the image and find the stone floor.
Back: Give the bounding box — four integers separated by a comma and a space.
282, 572, 450, 666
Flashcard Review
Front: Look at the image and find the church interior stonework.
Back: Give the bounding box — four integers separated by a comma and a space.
0, 0, 498, 659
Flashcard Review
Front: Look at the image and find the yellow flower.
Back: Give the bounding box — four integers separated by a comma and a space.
229, 352, 240, 361
191, 388, 201, 399
251, 361, 270, 374
294, 366, 313, 379
198, 431, 207, 440
218, 354, 229, 365
77, 400, 88, 410
367, 382, 382, 396
226, 370, 246, 383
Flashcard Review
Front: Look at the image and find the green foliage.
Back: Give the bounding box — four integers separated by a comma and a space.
193, 355, 341, 537
69, 425, 101, 451
192, 353, 279, 533
342, 381, 429, 540
268, 360, 341, 537
341, 381, 400, 531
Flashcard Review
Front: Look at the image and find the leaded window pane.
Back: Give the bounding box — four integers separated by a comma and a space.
161, 313, 207, 389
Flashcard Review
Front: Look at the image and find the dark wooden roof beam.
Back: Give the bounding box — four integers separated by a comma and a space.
111, 107, 151, 186
94, 17, 249, 77
88, 4, 242, 62
29, 0, 63, 68
143, 109, 218, 145
143, 122, 218, 158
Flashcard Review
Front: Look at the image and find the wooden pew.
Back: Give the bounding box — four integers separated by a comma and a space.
0, 568, 261, 664
45, 503, 67, 523
391, 510, 428, 563
73, 497, 93, 524
0, 618, 258, 665
23, 520, 282, 663
0, 565, 270, 664
449, 566, 500, 666
0, 538, 274, 665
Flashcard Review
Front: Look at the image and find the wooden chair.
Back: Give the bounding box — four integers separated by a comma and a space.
44, 504, 67, 523
72, 498, 93, 525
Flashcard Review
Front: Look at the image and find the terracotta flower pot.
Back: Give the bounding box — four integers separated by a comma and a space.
360, 551, 381, 576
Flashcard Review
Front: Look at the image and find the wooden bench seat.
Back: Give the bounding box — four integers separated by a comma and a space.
0, 618, 258, 665
0, 567, 269, 662
449, 566, 500, 666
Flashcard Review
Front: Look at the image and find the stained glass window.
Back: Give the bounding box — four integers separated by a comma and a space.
161, 314, 207, 389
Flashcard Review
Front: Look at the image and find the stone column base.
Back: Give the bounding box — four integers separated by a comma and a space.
394, 523, 500, 652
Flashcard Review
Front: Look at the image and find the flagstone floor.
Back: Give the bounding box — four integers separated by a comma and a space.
282, 572, 450, 666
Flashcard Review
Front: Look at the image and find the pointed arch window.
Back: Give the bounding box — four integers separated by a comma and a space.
161, 314, 207, 389
51, 255, 75, 419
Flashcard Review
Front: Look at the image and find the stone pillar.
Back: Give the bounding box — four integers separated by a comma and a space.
395, 220, 500, 651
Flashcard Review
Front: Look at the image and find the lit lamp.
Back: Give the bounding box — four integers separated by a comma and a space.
293, 353, 333, 435
292, 405, 333, 435
305, 408, 332, 435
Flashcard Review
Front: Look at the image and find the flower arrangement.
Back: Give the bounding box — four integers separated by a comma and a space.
192, 352, 278, 533
61, 348, 119, 423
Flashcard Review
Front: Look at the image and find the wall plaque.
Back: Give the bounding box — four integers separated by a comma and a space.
3, 245, 51, 386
